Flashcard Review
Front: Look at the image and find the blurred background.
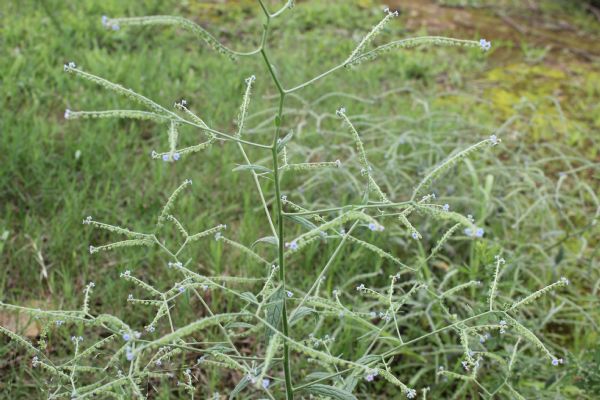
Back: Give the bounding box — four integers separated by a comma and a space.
1, 0, 598, 397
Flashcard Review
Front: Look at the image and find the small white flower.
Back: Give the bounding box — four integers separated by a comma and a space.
286, 241, 298, 251
63, 62, 76, 72
551, 358, 563, 366
123, 333, 131, 341
443, 204, 450, 212
286, 290, 293, 298
356, 284, 365, 291
162, 154, 170, 162
178, 286, 185, 293
560, 276, 569, 285
479, 38, 491, 51
364, 369, 378, 382
128, 294, 133, 300
499, 320, 507, 334
55, 320, 64, 326
489, 134, 500, 145
261, 378, 270, 389
336, 106, 346, 116
64, 109, 72, 119
335, 159, 341, 167
411, 231, 419, 240
155, 359, 162, 366
406, 389, 417, 399
173, 152, 180, 161
461, 360, 470, 371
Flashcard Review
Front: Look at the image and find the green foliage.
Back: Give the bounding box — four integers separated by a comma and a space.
0, 0, 597, 399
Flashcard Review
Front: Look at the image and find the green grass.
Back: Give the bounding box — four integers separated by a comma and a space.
1, 0, 598, 398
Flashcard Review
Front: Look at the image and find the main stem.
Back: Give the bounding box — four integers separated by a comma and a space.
261, 37, 294, 399
272, 95, 293, 399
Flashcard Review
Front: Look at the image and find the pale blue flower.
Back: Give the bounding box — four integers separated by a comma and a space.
479, 38, 491, 51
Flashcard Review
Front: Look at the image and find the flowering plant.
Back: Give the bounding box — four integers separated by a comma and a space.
1, 2, 570, 399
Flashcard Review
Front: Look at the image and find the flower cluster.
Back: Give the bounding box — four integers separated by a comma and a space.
464, 227, 484, 238
479, 38, 491, 51
101, 16, 120, 31
365, 369, 378, 382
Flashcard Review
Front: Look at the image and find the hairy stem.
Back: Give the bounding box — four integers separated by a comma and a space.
259, 14, 294, 398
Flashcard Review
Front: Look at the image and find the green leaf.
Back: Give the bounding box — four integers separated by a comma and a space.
285, 215, 317, 231
265, 286, 284, 344
225, 322, 254, 330
277, 131, 294, 153
289, 306, 315, 325
229, 375, 250, 399
240, 292, 258, 304
300, 384, 357, 400
232, 164, 272, 174
252, 236, 278, 248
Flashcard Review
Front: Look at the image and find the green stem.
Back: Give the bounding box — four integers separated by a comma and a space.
259, 17, 294, 398
272, 93, 294, 400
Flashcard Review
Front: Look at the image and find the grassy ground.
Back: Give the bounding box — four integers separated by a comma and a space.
1, 0, 598, 398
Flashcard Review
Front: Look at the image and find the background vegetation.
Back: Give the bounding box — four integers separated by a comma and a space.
1, 0, 598, 398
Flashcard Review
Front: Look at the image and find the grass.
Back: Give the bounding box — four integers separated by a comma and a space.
1, 0, 598, 398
